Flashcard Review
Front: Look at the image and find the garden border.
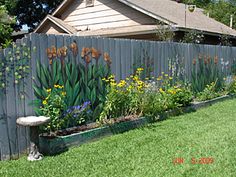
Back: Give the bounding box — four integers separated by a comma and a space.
39, 95, 234, 155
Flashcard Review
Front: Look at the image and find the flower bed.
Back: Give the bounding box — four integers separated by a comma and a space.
39, 94, 233, 155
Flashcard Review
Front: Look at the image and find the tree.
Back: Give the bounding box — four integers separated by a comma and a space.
156, 21, 175, 42
205, 1, 236, 29
0, 5, 15, 47
182, 0, 212, 7
12, 0, 63, 31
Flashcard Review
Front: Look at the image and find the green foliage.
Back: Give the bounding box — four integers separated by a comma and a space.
0, 43, 31, 96
219, 34, 232, 46
40, 86, 66, 132
0, 5, 15, 47
227, 76, 236, 94
100, 69, 145, 121
145, 84, 192, 114
205, 1, 236, 30
182, 30, 204, 44
62, 102, 91, 129
182, 0, 212, 7
168, 85, 193, 107
140, 92, 165, 118
183, 0, 236, 35
231, 59, 236, 75
33, 45, 111, 126
101, 69, 193, 121
156, 21, 175, 42
196, 80, 224, 101
191, 55, 224, 93
11, 0, 63, 31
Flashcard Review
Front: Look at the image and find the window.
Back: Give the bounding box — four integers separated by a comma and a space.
86, 0, 94, 7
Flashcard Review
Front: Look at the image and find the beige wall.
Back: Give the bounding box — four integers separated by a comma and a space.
39, 21, 67, 34
60, 0, 156, 31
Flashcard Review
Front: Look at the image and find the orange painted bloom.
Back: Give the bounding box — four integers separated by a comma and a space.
70, 42, 78, 56
91, 47, 101, 60
85, 55, 91, 64
214, 56, 218, 64
104, 52, 112, 66
46, 46, 57, 64
192, 58, 196, 65
81, 47, 90, 58
51, 46, 57, 58
59, 46, 67, 57
207, 55, 211, 63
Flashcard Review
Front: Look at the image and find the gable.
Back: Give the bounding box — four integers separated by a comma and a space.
59, 0, 157, 31
36, 20, 68, 34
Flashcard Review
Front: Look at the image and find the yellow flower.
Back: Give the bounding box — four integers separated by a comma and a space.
46, 88, 51, 93
62, 92, 66, 96
137, 81, 143, 85
42, 100, 47, 105
137, 68, 144, 71
108, 75, 115, 79
164, 74, 168, 77
157, 77, 162, 81
117, 80, 126, 87
169, 77, 173, 80
168, 89, 176, 95
159, 88, 164, 93
133, 76, 139, 81
111, 83, 117, 87
54, 84, 59, 88
110, 79, 115, 83
117, 83, 124, 87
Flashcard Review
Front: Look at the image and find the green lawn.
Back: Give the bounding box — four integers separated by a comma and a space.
1, 99, 236, 177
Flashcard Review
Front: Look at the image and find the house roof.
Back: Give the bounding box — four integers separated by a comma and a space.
35, 15, 77, 34
77, 25, 158, 37
118, 0, 236, 36
35, 0, 236, 37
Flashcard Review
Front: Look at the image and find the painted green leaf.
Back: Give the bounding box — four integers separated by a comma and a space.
90, 87, 96, 104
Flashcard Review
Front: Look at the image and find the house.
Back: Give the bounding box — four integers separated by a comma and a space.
35, 0, 236, 45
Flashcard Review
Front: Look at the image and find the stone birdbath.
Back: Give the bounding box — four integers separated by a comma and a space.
17, 116, 50, 161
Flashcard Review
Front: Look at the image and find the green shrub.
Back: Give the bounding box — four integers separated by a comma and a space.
191, 55, 224, 93
168, 85, 193, 107
33, 45, 111, 124
99, 68, 145, 121
196, 80, 225, 101
40, 85, 66, 132
226, 76, 236, 94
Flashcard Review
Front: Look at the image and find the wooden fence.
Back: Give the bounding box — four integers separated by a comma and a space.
0, 33, 236, 160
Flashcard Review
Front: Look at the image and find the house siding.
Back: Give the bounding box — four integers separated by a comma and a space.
60, 0, 156, 31
40, 21, 67, 34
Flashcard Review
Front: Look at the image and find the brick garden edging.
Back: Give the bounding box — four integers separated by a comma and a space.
39, 95, 234, 155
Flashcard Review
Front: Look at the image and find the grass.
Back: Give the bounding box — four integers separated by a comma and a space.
1, 99, 236, 177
